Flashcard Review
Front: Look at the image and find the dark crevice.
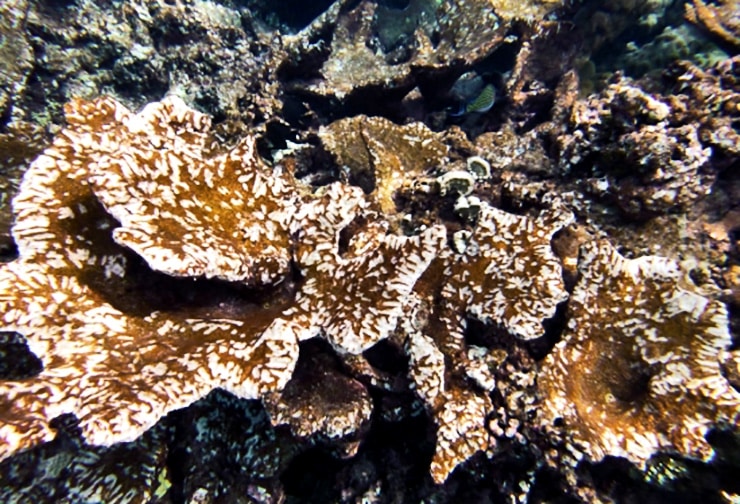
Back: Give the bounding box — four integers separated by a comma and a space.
529, 301, 569, 361
363, 339, 409, 376
0, 332, 43, 379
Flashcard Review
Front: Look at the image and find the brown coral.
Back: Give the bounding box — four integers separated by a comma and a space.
490, 0, 565, 20
0, 95, 448, 467
265, 340, 373, 457
278, 182, 446, 354
319, 115, 448, 214
282, 0, 510, 101
539, 239, 739, 464
0, 96, 302, 460
440, 202, 574, 343
401, 200, 573, 483
81, 96, 296, 285
405, 325, 493, 484
2, 82, 738, 492
685, 0, 740, 52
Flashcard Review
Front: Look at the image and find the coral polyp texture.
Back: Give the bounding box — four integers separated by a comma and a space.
440, 203, 574, 343
82, 96, 297, 285
0, 94, 446, 471
539, 240, 739, 464
0, 96, 302, 460
0, 84, 738, 497
401, 201, 574, 484
278, 182, 446, 354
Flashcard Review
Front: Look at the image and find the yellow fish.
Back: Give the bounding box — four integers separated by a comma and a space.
448, 83, 496, 117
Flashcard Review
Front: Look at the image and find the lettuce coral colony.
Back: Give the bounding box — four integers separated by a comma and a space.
1, 90, 737, 492
0, 0, 738, 501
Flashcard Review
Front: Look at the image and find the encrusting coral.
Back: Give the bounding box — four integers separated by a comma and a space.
539, 239, 740, 465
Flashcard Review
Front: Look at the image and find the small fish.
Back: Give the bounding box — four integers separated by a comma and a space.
447, 83, 496, 117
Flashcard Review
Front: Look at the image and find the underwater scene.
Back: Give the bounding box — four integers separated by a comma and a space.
0, 0, 739, 502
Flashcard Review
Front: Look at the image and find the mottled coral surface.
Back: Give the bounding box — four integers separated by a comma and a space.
0, 0, 739, 502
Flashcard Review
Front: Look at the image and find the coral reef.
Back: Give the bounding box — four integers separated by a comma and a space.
0, 389, 303, 502
264, 340, 372, 452
274, 181, 446, 355
0, 95, 302, 459
0, 0, 739, 501
2, 0, 284, 130
318, 115, 447, 214
67, 96, 296, 285
280, 0, 525, 104
403, 201, 574, 484
547, 57, 740, 219
0, 94, 452, 464
439, 203, 573, 342
490, 0, 565, 21
0, 121, 48, 254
